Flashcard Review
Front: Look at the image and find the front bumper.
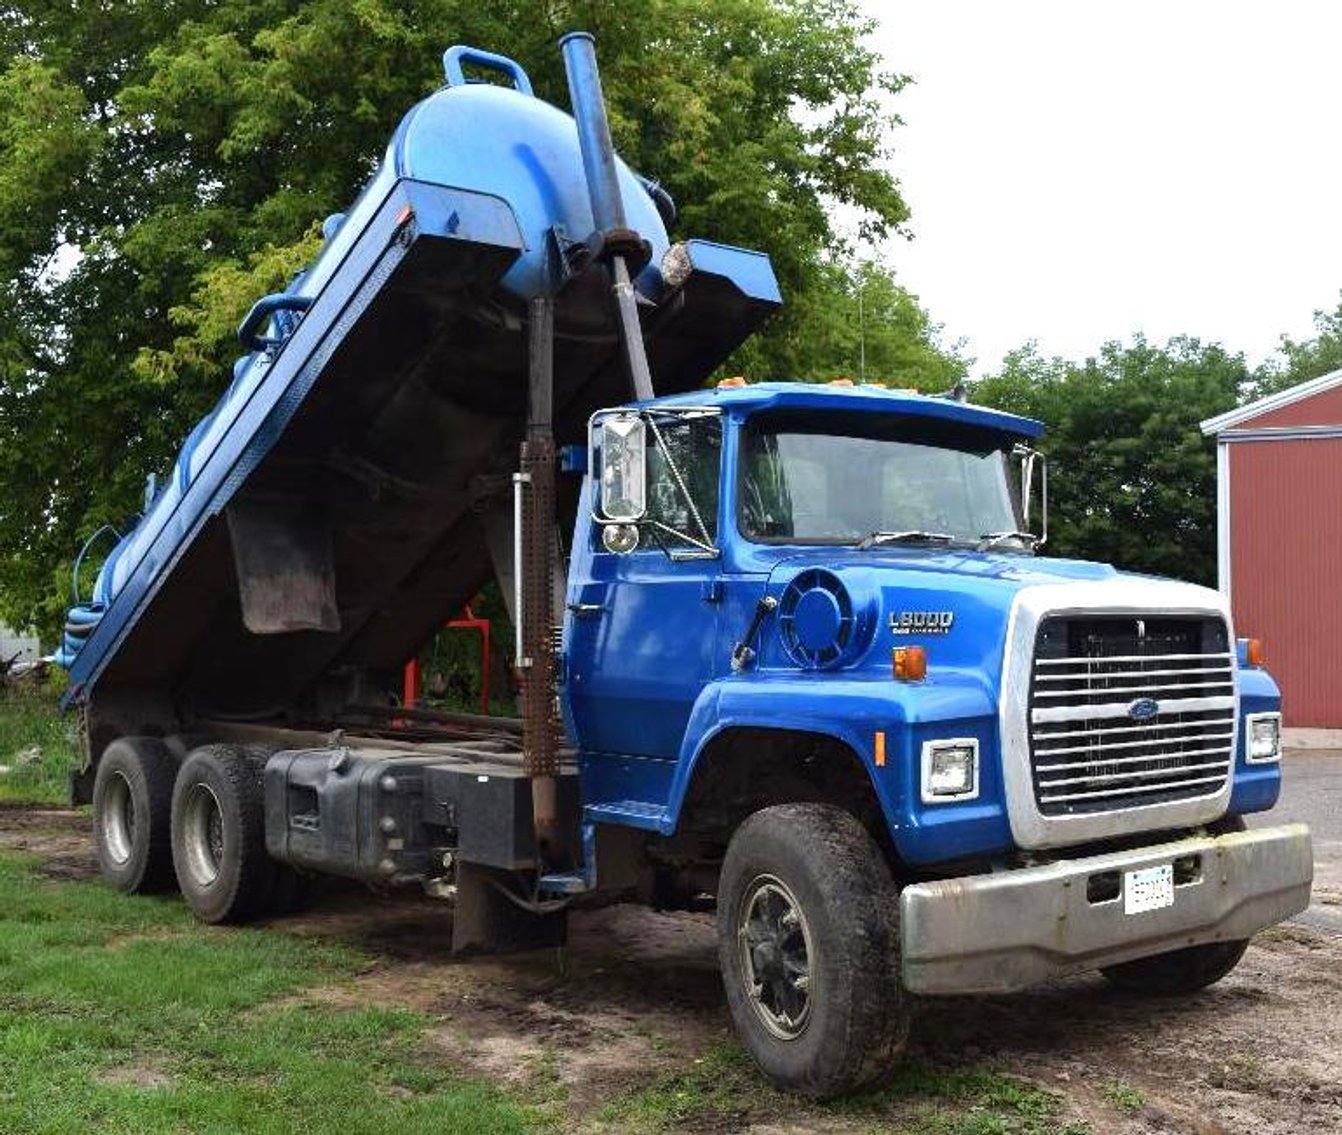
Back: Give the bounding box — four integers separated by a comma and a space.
900, 822, 1312, 995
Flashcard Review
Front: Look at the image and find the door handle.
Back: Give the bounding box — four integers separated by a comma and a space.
568, 603, 605, 618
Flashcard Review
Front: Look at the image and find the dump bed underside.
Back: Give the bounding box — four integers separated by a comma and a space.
68, 177, 777, 724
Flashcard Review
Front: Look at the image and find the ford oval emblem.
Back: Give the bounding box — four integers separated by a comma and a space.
1128, 697, 1160, 722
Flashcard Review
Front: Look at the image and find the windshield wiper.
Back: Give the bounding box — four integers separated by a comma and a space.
976, 530, 1040, 553
857, 530, 958, 550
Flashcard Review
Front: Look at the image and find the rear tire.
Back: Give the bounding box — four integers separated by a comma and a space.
170, 745, 271, 924
717, 804, 909, 1098
93, 737, 178, 893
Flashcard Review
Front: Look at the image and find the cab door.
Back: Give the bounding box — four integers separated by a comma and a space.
564, 413, 723, 774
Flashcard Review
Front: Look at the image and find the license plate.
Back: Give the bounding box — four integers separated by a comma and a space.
1124, 863, 1174, 915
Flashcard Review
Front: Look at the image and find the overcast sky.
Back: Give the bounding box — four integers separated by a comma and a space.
859, 1, 1342, 375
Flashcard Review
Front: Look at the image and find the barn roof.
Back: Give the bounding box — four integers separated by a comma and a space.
1201, 367, 1342, 435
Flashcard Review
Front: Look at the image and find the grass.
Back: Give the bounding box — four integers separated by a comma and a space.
0, 695, 1095, 1133
0, 685, 80, 804
595, 1042, 1088, 1135
1098, 1079, 1145, 1112
1206, 1053, 1268, 1092
0, 852, 535, 1133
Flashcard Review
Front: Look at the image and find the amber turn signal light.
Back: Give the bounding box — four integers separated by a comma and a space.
893, 645, 927, 681
1245, 638, 1264, 667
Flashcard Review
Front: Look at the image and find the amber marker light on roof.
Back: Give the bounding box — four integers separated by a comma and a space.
893, 645, 927, 682
717, 376, 747, 388
826, 377, 855, 387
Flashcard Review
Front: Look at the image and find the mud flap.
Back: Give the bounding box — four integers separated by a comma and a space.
451, 861, 567, 954
68, 765, 96, 806
226, 499, 340, 634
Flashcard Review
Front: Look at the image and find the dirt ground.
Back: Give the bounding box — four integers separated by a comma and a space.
4, 802, 1340, 1134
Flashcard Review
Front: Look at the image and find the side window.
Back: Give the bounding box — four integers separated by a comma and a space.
644, 416, 721, 550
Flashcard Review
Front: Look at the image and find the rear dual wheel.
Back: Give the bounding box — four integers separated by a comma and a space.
171, 744, 303, 924
91, 736, 300, 921
92, 737, 178, 893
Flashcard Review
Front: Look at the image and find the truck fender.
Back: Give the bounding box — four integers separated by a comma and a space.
662, 677, 905, 838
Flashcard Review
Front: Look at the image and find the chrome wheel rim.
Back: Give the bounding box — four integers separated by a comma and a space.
738, 874, 814, 1040
101, 771, 135, 866
181, 782, 225, 888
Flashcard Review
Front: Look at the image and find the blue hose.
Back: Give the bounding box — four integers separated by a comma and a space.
52, 525, 122, 669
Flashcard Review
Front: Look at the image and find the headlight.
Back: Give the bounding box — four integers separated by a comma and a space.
921, 739, 980, 802
1245, 712, 1282, 764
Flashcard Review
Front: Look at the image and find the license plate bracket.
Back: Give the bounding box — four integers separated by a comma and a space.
1123, 863, 1174, 915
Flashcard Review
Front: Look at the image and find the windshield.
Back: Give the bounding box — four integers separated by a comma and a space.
741, 412, 1023, 547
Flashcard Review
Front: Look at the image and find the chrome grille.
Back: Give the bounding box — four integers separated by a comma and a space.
1029, 616, 1234, 816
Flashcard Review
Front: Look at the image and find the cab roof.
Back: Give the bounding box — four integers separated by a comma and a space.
640, 380, 1045, 439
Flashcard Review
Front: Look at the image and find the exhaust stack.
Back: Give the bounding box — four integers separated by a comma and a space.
560, 31, 656, 402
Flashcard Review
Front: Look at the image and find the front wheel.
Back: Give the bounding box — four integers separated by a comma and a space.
1102, 815, 1252, 996
1100, 938, 1250, 995
717, 804, 909, 1098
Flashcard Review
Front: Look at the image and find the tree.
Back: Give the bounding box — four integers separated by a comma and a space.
1253, 292, 1342, 397
973, 337, 1250, 586
0, 0, 949, 640
733, 259, 969, 389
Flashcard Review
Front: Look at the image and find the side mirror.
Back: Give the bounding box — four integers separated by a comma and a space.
599, 414, 647, 522
1019, 448, 1048, 547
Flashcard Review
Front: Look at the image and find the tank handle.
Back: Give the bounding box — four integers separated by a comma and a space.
442, 46, 534, 96
236, 292, 314, 353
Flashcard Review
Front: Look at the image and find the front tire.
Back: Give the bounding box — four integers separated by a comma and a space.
1101, 815, 1251, 995
170, 745, 271, 924
1100, 938, 1249, 995
92, 737, 178, 893
717, 804, 909, 1098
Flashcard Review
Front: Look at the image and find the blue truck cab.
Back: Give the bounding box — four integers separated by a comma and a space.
58, 36, 1311, 1097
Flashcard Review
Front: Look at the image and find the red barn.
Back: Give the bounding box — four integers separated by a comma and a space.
1202, 368, 1342, 728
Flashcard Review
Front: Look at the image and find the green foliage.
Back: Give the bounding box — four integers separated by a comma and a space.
0, 0, 951, 638
735, 258, 969, 388
1255, 292, 1342, 396
974, 337, 1249, 585
0, 853, 533, 1133
0, 684, 79, 804
1098, 1079, 1145, 1113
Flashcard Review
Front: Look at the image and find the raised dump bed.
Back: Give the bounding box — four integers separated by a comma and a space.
61, 45, 779, 750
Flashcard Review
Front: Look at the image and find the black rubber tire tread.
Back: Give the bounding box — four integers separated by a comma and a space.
170, 745, 272, 924
1101, 814, 1251, 995
717, 803, 909, 1098
92, 737, 178, 893
1100, 938, 1250, 995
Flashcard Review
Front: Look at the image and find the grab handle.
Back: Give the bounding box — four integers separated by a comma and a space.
236, 292, 313, 353
442, 46, 534, 96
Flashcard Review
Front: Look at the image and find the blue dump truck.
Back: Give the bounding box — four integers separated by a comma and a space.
56, 35, 1312, 1096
